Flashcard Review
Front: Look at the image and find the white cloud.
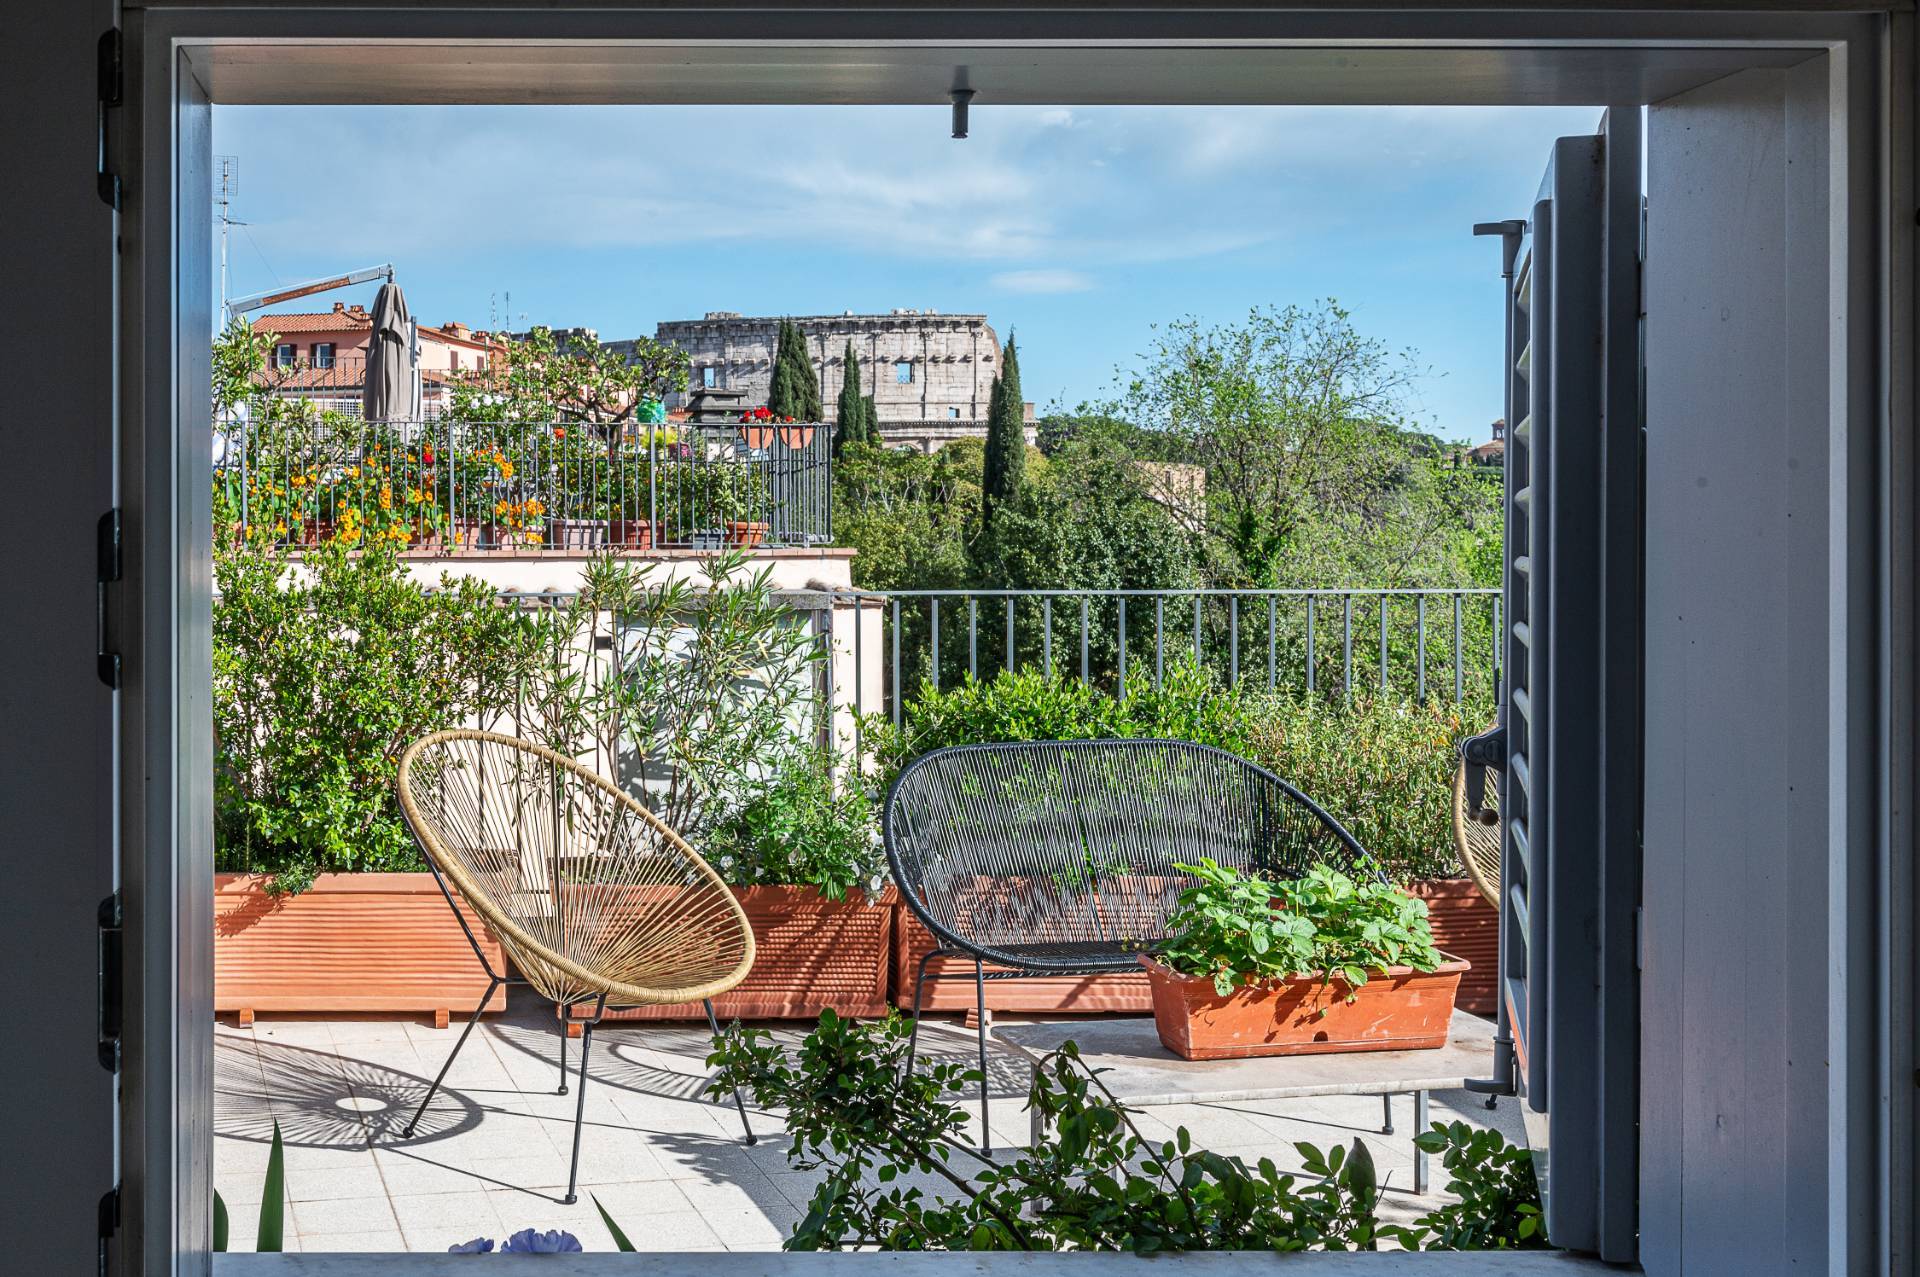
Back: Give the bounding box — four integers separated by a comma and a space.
991, 269, 1095, 294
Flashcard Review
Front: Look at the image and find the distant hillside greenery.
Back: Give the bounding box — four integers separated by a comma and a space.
833, 300, 1501, 597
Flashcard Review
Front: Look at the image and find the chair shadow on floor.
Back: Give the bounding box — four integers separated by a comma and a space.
216, 1035, 485, 1149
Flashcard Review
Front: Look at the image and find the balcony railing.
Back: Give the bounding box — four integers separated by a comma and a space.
825, 587, 1502, 739
213, 415, 832, 550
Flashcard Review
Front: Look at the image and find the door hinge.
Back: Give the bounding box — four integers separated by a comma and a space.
97, 1182, 120, 1277
1458, 725, 1506, 823
97, 509, 121, 689
97, 891, 123, 1073
97, 28, 123, 209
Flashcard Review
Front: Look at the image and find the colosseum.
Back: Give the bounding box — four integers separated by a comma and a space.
640, 310, 1035, 452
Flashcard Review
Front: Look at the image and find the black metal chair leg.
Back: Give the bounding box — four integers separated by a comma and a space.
903, 948, 939, 1078
974, 958, 991, 1155
703, 999, 756, 1145
562, 1021, 594, 1205
556, 1005, 570, 1095
402, 976, 499, 1139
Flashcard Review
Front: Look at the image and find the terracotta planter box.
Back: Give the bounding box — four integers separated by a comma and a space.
893, 909, 1153, 1014
594, 885, 894, 1021
1142, 954, 1468, 1061
1410, 877, 1498, 1016
214, 872, 505, 1027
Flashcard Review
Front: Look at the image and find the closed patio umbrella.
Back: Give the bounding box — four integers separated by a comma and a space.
362, 280, 416, 423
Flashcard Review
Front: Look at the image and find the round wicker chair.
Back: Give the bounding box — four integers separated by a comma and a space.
394, 729, 757, 1203
1452, 745, 1502, 908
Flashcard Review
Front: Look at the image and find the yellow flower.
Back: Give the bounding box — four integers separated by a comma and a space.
494, 499, 511, 517
407, 488, 423, 504
273, 521, 287, 536
525, 499, 545, 517
291, 475, 306, 488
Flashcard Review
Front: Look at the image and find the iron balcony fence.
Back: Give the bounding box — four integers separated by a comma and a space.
453, 585, 1496, 772
213, 414, 833, 550
825, 587, 1503, 743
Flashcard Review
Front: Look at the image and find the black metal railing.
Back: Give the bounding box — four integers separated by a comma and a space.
213, 415, 832, 551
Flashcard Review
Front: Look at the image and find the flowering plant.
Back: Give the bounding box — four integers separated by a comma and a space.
448, 1229, 584, 1255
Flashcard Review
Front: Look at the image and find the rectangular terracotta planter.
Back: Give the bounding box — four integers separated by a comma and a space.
1141, 954, 1468, 1061
893, 909, 1152, 1014
1410, 877, 1498, 1016
595, 885, 894, 1021
214, 872, 505, 1026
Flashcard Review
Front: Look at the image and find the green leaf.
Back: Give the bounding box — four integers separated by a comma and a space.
213, 1191, 229, 1253
256, 1120, 285, 1253
593, 1194, 637, 1251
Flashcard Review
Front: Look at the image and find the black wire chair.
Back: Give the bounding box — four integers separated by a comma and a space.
883, 737, 1375, 1151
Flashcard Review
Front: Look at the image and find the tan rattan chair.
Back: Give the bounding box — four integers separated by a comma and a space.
394, 729, 757, 1203
1452, 744, 1502, 908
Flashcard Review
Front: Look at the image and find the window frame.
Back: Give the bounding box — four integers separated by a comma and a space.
101, 9, 1910, 1275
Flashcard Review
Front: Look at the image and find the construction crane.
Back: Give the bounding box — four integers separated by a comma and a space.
225, 262, 394, 324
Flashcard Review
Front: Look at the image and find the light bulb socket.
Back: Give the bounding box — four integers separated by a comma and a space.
950, 89, 976, 139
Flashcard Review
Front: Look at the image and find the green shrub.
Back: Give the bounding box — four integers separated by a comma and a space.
1159, 858, 1442, 997
871, 663, 1481, 882
212, 541, 543, 893
706, 749, 886, 901
710, 1009, 1541, 1253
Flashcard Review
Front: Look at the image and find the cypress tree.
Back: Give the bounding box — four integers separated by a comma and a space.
768, 319, 823, 422
834, 339, 868, 451
862, 394, 879, 444
981, 334, 1026, 520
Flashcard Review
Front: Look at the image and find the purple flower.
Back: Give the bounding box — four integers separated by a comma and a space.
502, 1228, 584, 1254
447, 1238, 495, 1254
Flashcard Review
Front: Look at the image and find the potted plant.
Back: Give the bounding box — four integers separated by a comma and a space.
521, 552, 891, 1024
737, 404, 779, 451
1143, 858, 1468, 1059
212, 540, 546, 1024
588, 441, 655, 549
598, 747, 894, 1023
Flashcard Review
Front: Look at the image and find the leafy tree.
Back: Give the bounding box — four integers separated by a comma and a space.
1111, 301, 1496, 590
445, 324, 686, 427
834, 438, 980, 592
833, 339, 874, 452
768, 318, 823, 421
980, 334, 1026, 521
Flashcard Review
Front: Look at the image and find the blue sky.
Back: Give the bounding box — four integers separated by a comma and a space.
213, 104, 1598, 443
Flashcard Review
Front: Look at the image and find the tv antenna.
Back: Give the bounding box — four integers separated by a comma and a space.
215, 156, 242, 323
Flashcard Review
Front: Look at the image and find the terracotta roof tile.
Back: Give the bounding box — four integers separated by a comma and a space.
252, 312, 372, 334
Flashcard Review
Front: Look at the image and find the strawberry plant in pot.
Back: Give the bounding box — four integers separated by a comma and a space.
1145, 859, 1467, 1059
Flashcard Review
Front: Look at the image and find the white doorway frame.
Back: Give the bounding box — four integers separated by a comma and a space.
103, 6, 1911, 1275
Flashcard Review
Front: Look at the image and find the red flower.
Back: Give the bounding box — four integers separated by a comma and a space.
753, 406, 772, 421
553, 427, 566, 440
421, 446, 436, 466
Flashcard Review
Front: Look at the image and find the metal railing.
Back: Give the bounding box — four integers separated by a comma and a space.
213, 415, 832, 550
826, 587, 1503, 741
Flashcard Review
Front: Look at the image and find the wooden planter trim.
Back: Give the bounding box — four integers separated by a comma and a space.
213, 871, 505, 1028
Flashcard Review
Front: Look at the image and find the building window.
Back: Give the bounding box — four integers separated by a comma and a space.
948, 407, 961, 419
311, 342, 334, 369
895, 360, 914, 384
450, 352, 461, 371
274, 344, 295, 368
702, 365, 717, 388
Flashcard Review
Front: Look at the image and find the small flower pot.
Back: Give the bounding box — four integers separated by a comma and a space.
1140, 953, 1469, 1060
776, 423, 816, 450
605, 518, 655, 550
738, 425, 778, 451
447, 518, 507, 550
545, 517, 609, 551
724, 520, 770, 548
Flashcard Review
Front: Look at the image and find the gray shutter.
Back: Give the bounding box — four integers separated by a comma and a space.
1481, 110, 1642, 1262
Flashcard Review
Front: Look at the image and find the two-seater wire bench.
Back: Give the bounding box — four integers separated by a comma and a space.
883, 737, 1375, 1150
